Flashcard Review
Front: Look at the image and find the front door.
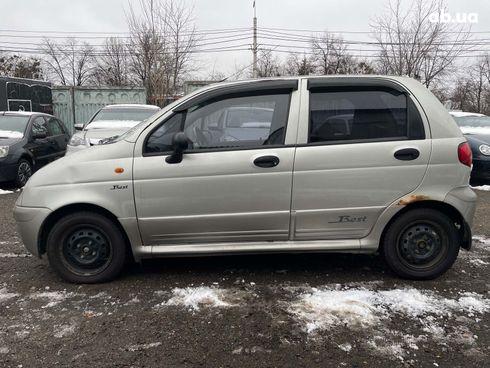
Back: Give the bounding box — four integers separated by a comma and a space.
133, 88, 298, 245
291, 83, 430, 240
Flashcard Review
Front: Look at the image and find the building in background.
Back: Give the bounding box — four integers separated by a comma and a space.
0, 76, 52, 114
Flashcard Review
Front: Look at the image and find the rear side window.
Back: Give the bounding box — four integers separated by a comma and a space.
309, 90, 424, 143
47, 118, 65, 135
144, 93, 291, 154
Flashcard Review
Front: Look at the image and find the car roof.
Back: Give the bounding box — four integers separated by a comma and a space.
0, 111, 53, 117
102, 104, 160, 110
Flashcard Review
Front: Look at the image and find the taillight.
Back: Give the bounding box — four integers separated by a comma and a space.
458, 142, 472, 167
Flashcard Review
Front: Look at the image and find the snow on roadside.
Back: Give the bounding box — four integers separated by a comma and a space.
160, 286, 238, 311
0, 189, 13, 195
471, 185, 490, 191
0, 253, 31, 258
127, 342, 162, 352
30, 290, 76, 308
288, 285, 490, 334
0, 287, 18, 303
473, 235, 490, 245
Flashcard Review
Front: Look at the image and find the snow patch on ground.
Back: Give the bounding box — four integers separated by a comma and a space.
54, 322, 77, 338
473, 235, 490, 245
0, 287, 18, 303
0, 253, 31, 258
0, 189, 13, 195
0, 347, 9, 354
288, 286, 490, 334
472, 185, 490, 191
127, 342, 162, 352
30, 291, 75, 308
162, 286, 237, 311
469, 258, 490, 266
338, 343, 352, 352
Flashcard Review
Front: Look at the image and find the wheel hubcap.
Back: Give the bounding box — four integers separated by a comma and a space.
398, 223, 443, 267
62, 228, 112, 275
18, 162, 32, 185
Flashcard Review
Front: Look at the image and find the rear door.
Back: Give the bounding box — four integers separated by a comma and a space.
46, 117, 69, 157
133, 81, 300, 245
291, 79, 430, 241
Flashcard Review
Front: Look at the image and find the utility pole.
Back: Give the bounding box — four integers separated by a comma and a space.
252, 0, 258, 78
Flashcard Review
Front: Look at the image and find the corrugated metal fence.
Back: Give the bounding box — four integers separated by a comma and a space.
52, 86, 147, 133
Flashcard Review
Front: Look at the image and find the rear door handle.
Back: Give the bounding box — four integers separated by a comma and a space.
253, 155, 280, 168
394, 148, 420, 161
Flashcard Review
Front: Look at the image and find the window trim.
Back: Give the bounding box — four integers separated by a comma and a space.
142, 91, 293, 157
307, 88, 426, 146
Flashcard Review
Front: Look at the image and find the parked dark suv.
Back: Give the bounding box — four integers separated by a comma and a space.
0, 111, 70, 187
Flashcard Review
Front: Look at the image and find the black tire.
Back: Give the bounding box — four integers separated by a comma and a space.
382, 209, 460, 280
46, 212, 127, 283
15, 158, 32, 188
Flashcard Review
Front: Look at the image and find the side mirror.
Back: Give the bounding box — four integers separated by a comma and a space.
33, 131, 47, 139
74, 123, 84, 131
165, 132, 189, 164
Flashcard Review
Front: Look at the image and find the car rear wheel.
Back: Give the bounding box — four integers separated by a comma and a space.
382, 209, 460, 280
46, 212, 127, 283
15, 158, 32, 187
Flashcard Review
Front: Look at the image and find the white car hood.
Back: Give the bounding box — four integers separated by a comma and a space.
86, 120, 141, 130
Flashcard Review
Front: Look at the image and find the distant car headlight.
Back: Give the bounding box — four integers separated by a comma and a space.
479, 144, 490, 156
69, 135, 86, 147
0, 146, 9, 158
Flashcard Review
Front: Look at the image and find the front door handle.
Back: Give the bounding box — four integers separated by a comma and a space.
254, 155, 280, 168
394, 148, 420, 161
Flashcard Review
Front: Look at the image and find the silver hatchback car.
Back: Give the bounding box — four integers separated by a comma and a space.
14, 76, 476, 283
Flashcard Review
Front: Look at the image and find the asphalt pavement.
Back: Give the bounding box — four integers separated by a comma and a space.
0, 188, 489, 368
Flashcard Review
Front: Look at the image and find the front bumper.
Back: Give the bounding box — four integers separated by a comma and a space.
0, 161, 17, 183
14, 205, 52, 257
471, 158, 490, 182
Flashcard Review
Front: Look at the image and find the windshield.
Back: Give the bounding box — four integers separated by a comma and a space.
453, 115, 490, 128
0, 115, 30, 138
91, 108, 159, 123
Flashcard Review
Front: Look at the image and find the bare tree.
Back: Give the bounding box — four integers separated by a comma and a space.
311, 33, 355, 74
255, 50, 282, 77
371, 0, 471, 87
449, 57, 490, 114
91, 37, 133, 87
126, 0, 197, 105
283, 53, 315, 76
0, 54, 44, 79
42, 38, 94, 86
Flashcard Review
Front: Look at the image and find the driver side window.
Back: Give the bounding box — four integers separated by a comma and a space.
144, 93, 290, 154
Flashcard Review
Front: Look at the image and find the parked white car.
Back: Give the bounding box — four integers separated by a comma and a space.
67, 104, 160, 154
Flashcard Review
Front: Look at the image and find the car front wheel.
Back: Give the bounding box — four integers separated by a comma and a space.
15, 158, 32, 187
46, 212, 127, 283
382, 209, 460, 280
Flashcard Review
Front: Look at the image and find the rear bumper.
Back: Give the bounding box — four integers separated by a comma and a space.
14, 205, 52, 257
444, 186, 478, 226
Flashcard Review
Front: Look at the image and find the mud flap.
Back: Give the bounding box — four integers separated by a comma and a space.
461, 221, 472, 251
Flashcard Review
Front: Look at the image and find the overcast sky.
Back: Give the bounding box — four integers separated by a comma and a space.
1, 0, 489, 79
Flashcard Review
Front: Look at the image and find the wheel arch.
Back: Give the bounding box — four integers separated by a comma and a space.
38, 203, 133, 258
379, 200, 471, 252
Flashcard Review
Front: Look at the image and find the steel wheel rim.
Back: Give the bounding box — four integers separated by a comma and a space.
396, 221, 447, 270
61, 226, 113, 276
17, 162, 32, 186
